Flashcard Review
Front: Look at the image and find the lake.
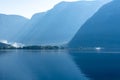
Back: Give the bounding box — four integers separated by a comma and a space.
0, 50, 120, 80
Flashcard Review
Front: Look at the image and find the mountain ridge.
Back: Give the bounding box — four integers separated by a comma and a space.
18, 0, 109, 45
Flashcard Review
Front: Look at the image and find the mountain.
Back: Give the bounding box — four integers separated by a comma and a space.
17, 12, 46, 43
19, 0, 110, 45
69, 0, 120, 48
0, 14, 29, 42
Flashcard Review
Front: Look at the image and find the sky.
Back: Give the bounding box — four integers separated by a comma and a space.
0, 0, 81, 18
0, 0, 111, 18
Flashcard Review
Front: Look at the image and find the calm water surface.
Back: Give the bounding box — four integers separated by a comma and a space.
0, 50, 120, 80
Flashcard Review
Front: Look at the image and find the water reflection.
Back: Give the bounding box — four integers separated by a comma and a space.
0, 50, 88, 80
70, 50, 120, 80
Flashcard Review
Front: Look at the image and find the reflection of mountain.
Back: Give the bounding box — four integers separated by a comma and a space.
69, 0, 120, 48
0, 50, 88, 80
0, 14, 29, 42
70, 51, 120, 80
19, 1, 107, 45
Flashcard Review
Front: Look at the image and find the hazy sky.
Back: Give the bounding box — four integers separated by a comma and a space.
0, 0, 81, 18
0, 0, 111, 18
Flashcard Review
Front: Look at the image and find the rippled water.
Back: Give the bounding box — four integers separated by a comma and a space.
0, 50, 120, 80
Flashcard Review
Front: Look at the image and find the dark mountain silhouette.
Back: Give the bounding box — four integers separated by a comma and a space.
69, 0, 120, 48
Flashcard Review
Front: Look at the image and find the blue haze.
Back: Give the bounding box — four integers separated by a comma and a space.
17, 1, 109, 45
0, 14, 29, 42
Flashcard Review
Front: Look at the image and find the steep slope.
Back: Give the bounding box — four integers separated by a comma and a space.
20, 0, 110, 45
0, 14, 29, 42
69, 0, 120, 48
